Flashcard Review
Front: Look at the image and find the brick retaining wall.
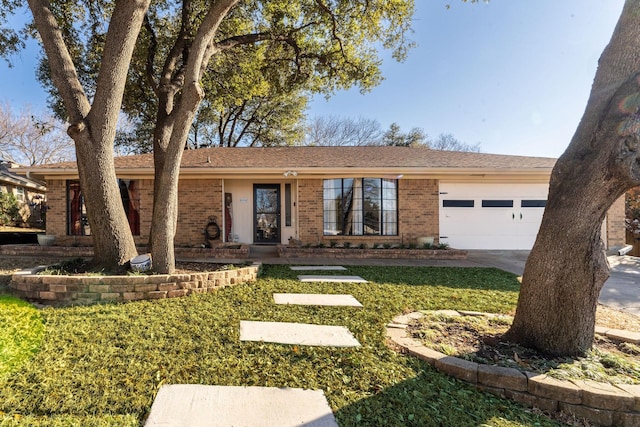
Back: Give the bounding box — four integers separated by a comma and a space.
10, 263, 260, 306
0, 244, 249, 259
387, 311, 640, 427
278, 246, 467, 260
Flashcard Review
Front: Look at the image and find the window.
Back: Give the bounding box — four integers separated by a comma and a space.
323, 178, 397, 236
284, 183, 292, 227
521, 200, 546, 208
443, 200, 474, 208
482, 200, 513, 208
15, 187, 25, 202
68, 180, 140, 236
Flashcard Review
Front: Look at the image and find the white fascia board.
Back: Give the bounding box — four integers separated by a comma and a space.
28, 166, 553, 182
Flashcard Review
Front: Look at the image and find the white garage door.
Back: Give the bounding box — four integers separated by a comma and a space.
439, 182, 549, 250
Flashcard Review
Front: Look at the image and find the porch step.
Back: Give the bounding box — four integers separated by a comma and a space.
249, 245, 279, 258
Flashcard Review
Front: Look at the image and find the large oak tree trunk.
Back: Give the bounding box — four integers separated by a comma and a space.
149, 115, 185, 275
71, 126, 138, 267
146, 0, 239, 274
506, 0, 640, 356
28, 0, 149, 268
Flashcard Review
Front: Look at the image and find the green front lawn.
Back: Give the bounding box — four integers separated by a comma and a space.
0, 265, 561, 426
0, 296, 45, 381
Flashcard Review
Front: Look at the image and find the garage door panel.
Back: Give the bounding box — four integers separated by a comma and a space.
439, 182, 549, 250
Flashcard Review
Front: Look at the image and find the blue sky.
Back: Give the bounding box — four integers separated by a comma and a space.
309, 0, 624, 157
0, 0, 625, 158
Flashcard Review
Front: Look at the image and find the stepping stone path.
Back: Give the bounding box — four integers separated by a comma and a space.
240, 320, 361, 347
274, 293, 363, 307
290, 265, 347, 271
147, 265, 361, 426
297, 275, 368, 283
145, 384, 338, 427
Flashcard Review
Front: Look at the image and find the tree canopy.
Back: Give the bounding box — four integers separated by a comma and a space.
11, 0, 416, 272
30, 0, 415, 154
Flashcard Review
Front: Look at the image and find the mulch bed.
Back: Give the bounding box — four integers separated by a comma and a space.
39, 258, 234, 276
408, 313, 640, 385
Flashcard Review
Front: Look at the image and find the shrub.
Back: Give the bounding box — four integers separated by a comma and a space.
342, 241, 351, 249
0, 192, 21, 226
329, 240, 337, 248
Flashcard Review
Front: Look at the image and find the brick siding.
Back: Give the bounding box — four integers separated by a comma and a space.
46, 178, 223, 248
607, 195, 626, 249
44, 177, 625, 250
176, 179, 223, 247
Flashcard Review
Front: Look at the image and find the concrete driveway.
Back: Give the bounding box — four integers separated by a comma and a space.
466, 250, 640, 316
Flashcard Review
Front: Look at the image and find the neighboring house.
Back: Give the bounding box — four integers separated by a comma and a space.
23, 146, 626, 250
0, 160, 47, 227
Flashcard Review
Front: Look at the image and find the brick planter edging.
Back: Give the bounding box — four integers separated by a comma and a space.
10, 263, 261, 306
386, 311, 640, 427
278, 246, 467, 260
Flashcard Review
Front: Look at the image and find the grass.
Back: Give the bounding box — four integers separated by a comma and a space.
0, 296, 45, 380
0, 265, 563, 426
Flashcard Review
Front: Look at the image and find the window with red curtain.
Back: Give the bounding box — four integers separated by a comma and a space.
67, 180, 140, 236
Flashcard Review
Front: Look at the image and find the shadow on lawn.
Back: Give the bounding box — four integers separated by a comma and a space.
261, 264, 521, 293
333, 368, 559, 427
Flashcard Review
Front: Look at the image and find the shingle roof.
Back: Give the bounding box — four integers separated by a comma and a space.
0, 164, 46, 190
37, 146, 556, 172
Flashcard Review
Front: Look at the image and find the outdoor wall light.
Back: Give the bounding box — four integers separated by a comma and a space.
283, 170, 298, 177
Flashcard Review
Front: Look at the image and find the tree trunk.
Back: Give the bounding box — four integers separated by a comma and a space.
506, 0, 640, 356
28, 0, 149, 269
71, 124, 138, 267
146, 0, 238, 274
148, 110, 185, 274
149, 145, 183, 274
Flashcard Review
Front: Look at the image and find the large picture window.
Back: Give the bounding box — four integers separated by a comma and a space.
323, 178, 397, 236
67, 180, 141, 236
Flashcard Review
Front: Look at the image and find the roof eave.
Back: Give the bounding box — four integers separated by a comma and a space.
27, 165, 553, 181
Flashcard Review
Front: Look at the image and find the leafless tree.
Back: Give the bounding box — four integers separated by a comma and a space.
0, 102, 74, 165
429, 133, 481, 152
304, 115, 383, 146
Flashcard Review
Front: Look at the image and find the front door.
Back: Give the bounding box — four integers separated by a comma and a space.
254, 184, 280, 244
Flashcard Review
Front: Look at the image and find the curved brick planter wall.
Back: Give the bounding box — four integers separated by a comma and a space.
10, 263, 260, 306
387, 311, 640, 427
278, 246, 467, 260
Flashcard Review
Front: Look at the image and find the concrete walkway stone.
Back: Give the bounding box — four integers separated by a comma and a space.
297, 275, 367, 283
273, 293, 363, 307
145, 384, 338, 427
240, 320, 361, 347
290, 266, 347, 271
